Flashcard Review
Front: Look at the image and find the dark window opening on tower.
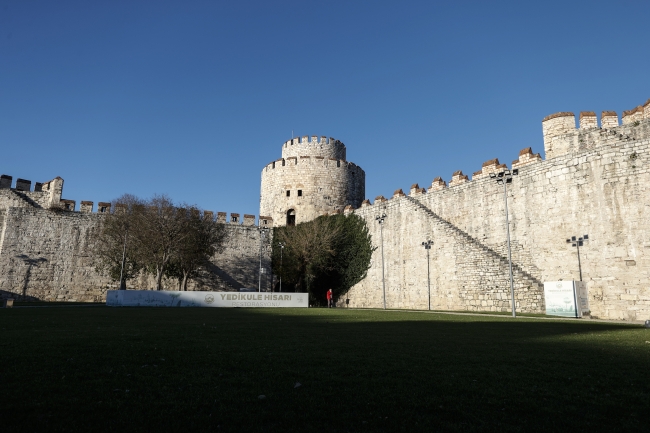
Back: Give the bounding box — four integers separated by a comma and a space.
298, 190, 302, 197
287, 209, 296, 226
286, 190, 290, 197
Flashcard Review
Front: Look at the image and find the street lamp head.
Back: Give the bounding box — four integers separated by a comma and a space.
504, 169, 511, 176
497, 171, 504, 178
489, 173, 497, 179
583, 234, 589, 240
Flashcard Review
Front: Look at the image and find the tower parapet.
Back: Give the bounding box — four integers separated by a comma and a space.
281, 135, 346, 160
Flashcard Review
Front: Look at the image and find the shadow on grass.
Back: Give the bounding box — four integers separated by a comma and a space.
0, 307, 648, 433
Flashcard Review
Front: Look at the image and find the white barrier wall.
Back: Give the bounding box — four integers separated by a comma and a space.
106, 290, 308, 308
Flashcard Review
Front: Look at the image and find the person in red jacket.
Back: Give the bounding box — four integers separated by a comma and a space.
326, 288, 333, 308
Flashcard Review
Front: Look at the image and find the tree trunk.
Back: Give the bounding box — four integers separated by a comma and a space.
155, 267, 163, 291
182, 272, 189, 291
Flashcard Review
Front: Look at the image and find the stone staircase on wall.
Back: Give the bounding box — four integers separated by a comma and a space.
0, 189, 43, 210
580, 121, 650, 149
404, 195, 545, 312
10, 190, 43, 209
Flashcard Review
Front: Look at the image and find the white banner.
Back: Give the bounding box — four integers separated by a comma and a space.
106, 290, 308, 308
543, 281, 589, 317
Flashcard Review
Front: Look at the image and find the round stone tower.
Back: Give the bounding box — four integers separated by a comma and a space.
260, 135, 365, 226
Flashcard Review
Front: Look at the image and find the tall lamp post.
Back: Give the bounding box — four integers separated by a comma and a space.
278, 242, 285, 292
375, 213, 387, 310
489, 168, 519, 318
421, 240, 433, 311
258, 227, 268, 292
566, 235, 588, 281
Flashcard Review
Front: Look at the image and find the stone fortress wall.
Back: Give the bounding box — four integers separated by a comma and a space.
2, 96, 650, 320
260, 135, 365, 226
344, 98, 650, 321
0, 176, 273, 301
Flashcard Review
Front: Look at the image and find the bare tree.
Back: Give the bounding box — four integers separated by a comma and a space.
94, 194, 143, 288
129, 195, 193, 291
95, 194, 227, 292
166, 206, 227, 291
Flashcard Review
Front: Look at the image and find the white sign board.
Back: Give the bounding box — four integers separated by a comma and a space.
106, 290, 308, 308
543, 281, 589, 318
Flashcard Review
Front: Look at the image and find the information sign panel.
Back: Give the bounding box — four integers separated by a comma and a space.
543, 281, 589, 317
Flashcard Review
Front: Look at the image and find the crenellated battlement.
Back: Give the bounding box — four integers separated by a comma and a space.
512, 147, 542, 169
472, 158, 507, 180
542, 97, 650, 159
357, 146, 546, 209
281, 135, 346, 160
579, 111, 598, 129
449, 170, 469, 187
261, 133, 365, 226
0, 174, 110, 212
210, 212, 273, 227
430, 177, 447, 191
262, 156, 364, 173
0, 174, 271, 225
356, 102, 647, 217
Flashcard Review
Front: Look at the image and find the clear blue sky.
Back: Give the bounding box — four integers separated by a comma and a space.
2, 0, 649, 217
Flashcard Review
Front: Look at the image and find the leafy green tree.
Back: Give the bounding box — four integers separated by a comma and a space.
272, 215, 341, 293
272, 213, 373, 304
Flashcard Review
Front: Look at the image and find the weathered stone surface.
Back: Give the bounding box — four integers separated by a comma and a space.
0, 193, 272, 300
345, 106, 650, 321
2, 98, 649, 321
260, 135, 365, 226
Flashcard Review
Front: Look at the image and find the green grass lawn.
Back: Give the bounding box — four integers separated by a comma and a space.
0, 307, 648, 432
